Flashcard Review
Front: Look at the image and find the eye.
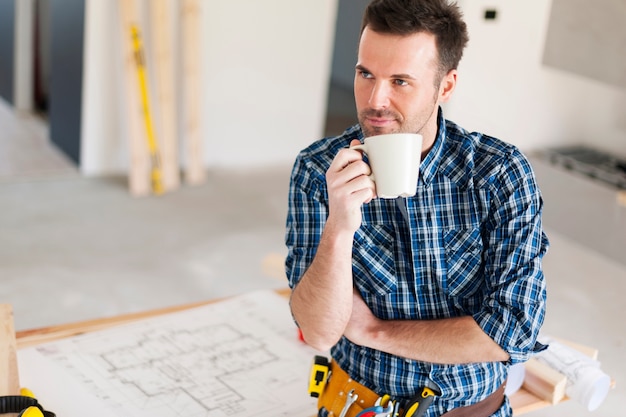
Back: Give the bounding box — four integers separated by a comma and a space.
359, 70, 374, 79
393, 79, 409, 86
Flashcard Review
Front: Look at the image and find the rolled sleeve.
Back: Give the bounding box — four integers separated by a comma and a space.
285, 152, 328, 289
475, 151, 549, 364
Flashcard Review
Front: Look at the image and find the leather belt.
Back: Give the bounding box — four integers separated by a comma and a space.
318, 360, 505, 417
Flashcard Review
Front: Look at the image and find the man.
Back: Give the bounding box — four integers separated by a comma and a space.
285, 0, 548, 416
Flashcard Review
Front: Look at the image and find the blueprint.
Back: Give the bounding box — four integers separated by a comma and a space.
18, 290, 321, 417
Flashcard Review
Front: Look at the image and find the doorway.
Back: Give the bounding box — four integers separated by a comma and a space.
33, 0, 51, 116
324, 0, 369, 137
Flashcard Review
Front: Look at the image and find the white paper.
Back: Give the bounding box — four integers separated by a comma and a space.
18, 290, 320, 417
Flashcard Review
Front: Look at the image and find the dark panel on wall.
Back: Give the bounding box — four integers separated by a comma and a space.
326, 0, 369, 134
330, 0, 369, 90
0, 0, 16, 104
49, 0, 85, 164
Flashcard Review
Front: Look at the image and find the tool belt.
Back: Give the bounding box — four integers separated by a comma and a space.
318, 360, 505, 417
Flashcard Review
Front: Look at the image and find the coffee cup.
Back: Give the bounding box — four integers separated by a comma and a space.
350, 133, 423, 198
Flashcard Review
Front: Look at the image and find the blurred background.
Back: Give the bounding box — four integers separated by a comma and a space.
0, 0, 624, 416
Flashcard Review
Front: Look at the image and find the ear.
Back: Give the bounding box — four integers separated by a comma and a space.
438, 69, 457, 103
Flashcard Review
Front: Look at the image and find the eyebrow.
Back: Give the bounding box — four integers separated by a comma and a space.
355, 64, 417, 80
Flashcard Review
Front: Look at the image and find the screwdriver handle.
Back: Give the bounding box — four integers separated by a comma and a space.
402, 387, 437, 417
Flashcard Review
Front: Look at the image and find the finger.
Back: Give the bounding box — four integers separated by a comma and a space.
327, 161, 372, 196
345, 174, 376, 203
329, 146, 366, 174
349, 139, 362, 148
342, 158, 372, 180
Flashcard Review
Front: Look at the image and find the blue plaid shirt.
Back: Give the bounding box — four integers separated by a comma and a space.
285, 108, 548, 416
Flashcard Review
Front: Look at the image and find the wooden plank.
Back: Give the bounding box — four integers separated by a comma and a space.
511, 388, 552, 416
16, 289, 292, 349
181, 0, 206, 185
118, 0, 151, 196
150, 0, 180, 192
15, 300, 214, 349
522, 358, 567, 404
0, 304, 20, 396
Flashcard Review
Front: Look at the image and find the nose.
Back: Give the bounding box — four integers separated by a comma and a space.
368, 81, 390, 109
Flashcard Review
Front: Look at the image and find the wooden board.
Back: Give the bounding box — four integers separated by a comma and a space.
15, 299, 218, 349
522, 358, 567, 404
1, 304, 20, 396
510, 387, 553, 416
181, 0, 206, 185
150, 0, 180, 192
15, 289, 292, 349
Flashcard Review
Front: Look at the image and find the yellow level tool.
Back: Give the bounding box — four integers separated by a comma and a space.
130, 24, 164, 195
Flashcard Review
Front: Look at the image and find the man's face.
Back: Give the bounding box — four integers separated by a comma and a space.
355, 27, 451, 147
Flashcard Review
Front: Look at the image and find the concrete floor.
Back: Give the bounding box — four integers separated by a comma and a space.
1, 97, 624, 416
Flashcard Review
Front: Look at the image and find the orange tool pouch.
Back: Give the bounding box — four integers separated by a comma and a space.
317, 360, 382, 417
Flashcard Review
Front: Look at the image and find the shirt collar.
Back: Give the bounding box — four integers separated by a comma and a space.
418, 106, 446, 186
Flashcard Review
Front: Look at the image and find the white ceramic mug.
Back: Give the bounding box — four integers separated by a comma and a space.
350, 133, 423, 198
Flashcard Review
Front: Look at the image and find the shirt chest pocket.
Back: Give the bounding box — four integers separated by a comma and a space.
352, 224, 397, 296
443, 228, 484, 298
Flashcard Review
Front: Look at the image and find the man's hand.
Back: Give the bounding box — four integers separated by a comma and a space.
325, 139, 376, 235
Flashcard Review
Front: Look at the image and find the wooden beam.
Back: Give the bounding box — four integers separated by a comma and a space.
0, 304, 20, 396
522, 358, 567, 405
16, 289, 293, 349
150, 0, 180, 192
181, 0, 206, 185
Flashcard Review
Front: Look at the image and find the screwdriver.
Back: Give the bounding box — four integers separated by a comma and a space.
401, 386, 438, 417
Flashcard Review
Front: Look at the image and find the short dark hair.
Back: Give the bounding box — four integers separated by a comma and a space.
361, 0, 469, 80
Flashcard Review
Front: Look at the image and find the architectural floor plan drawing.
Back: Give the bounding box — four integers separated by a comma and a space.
18, 290, 321, 417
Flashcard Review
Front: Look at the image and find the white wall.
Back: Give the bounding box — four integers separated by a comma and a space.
81, 0, 338, 175
446, 0, 626, 156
